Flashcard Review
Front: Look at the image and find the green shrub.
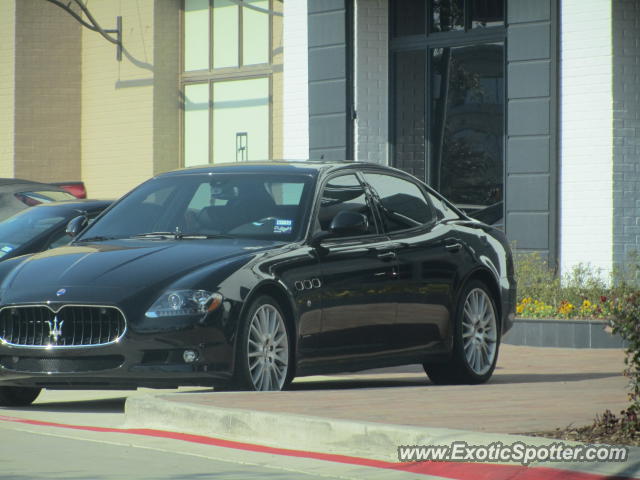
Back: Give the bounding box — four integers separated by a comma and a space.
610, 293, 640, 432
515, 252, 611, 319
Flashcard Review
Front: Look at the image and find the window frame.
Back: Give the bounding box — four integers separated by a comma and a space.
180, 0, 277, 167
389, 0, 506, 223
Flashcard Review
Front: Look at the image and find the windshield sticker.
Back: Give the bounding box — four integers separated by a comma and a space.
274, 219, 293, 234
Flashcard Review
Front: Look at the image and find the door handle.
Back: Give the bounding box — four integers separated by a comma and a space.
376, 251, 397, 261
444, 241, 462, 253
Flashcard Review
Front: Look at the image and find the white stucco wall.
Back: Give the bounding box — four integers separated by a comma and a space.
560, 0, 613, 276
283, 0, 309, 159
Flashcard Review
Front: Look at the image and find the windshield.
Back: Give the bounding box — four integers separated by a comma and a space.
78, 173, 314, 242
0, 207, 69, 258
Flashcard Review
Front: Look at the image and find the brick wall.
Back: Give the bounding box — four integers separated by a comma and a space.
0, 1, 15, 178
559, 0, 613, 275
283, 0, 309, 159
355, 0, 388, 165
13, 0, 81, 183
612, 0, 640, 266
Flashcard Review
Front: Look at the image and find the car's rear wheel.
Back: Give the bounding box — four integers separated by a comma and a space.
424, 280, 500, 385
234, 295, 292, 391
0, 386, 41, 407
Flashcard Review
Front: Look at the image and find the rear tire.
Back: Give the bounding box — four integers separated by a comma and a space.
232, 295, 293, 391
0, 387, 41, 407
424, 280, 500, 385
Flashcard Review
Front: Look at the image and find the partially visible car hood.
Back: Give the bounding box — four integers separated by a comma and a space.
0, 238, 282, 304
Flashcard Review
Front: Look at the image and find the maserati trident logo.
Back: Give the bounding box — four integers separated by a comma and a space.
46, 316, 64, 344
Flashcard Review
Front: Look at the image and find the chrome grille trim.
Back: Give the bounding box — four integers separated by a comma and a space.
0, 305, 127, 349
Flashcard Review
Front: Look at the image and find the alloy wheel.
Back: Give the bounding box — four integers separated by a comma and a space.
461, 288, 498, 376
246, 303, 289, 391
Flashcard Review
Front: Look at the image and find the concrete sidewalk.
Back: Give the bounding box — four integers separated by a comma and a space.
124, 345, 640, 478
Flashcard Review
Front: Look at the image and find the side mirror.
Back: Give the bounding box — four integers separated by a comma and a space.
66, 215, 88, 238
329, 211, 368, 236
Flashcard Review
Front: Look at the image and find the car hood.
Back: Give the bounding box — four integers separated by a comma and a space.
0, 238, 282, 305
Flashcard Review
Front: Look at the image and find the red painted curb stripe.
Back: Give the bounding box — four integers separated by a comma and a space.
0, 415, 633, 480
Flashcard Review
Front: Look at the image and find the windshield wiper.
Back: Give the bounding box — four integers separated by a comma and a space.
131, 232, 234, 240
75, 235, 118, 243
132, 232, 178, 239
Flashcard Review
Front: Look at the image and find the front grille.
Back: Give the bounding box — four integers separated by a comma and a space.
0, 355, 124, 372
0, 305, 126, 347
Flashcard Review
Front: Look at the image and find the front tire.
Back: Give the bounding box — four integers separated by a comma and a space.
234, 295, 292, 391
0, 387, 41, 407
425, 280, 500, 385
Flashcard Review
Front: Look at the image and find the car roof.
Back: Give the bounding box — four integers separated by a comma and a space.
158, 160, 401, 178
0, 178, 66, 190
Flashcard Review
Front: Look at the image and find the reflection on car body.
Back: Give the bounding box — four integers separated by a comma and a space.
0, 161, 516, 406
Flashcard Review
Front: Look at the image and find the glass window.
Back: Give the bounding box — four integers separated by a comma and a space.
243, 0, 270, 65
181, 0, 277, 166
213, 78, 269, 163
184, 83, 210, 167
364, 173, 434, 232
184, 0, 210, 71
213, 0, 239, 68
80, 174, 312, 241
268, 182, 305, 206
431, 43, 504, 212
318, 174, 377, 236
391, 0, 425, 37
471, 0, 504, 29
431, 0, 465, 32
392, 50, 426, 181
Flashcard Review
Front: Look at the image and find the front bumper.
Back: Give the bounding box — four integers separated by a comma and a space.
0, 321, 236, 389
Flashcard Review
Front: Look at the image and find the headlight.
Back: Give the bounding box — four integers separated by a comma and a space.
145, 290, 223, 318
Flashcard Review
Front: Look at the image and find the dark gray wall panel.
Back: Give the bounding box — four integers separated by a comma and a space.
505, 0, 557, 261
308, 11, 346, 46
309, 80, 347, 115
308, 1, 349, 160
308, 47, 346, 81
506, 213, 550, 250
507, 137, 550, 173
508, 61, 550, 98
309, 114, 347, 149
508, 0, 550, 24
508, 99, 550, 136
506, 174, 549, 211
508, 24, 550, 61
308, 0, 345, 14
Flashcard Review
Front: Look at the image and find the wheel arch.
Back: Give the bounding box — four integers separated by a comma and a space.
238, 280, 299, 373
459, 268, 502, 327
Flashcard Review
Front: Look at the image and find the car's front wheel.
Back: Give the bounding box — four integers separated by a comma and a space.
424, 280, 500, 385
234, 295, 292, 391
0, 386, 42, 407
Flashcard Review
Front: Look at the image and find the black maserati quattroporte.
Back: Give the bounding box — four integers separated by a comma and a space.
0, 162, 516, 405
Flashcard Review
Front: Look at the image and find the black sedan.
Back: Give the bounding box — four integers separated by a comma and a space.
0, 162, 516, 405
0, 200, 111, 261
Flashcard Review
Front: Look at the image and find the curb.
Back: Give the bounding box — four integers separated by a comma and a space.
504, 319, 626, 349
124, 394, 640, 477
